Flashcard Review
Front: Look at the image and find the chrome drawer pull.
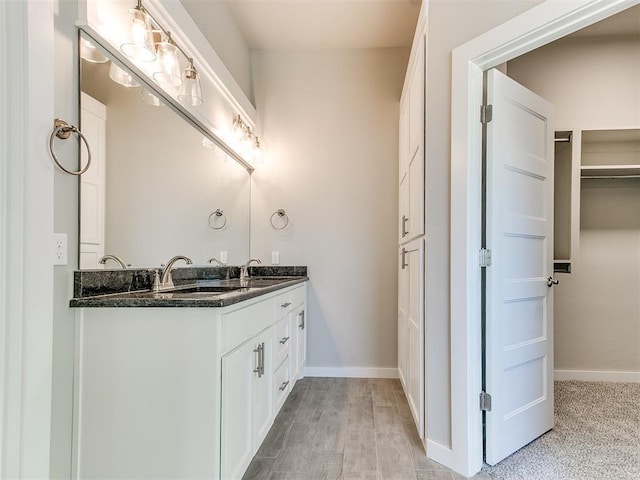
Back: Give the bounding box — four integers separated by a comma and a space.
279, 336, 290, 344
281, 302, 292, 308
279, 381, 290, 391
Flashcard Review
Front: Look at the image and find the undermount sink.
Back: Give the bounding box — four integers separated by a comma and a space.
168, 285, 240, 294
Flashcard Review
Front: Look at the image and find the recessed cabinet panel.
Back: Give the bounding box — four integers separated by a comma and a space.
408, 40, 425, 161
409, 146, 425, 240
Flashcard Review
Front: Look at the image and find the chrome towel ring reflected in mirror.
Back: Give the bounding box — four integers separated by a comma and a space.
208, 209, 227, 230
49, 119, 92, 176
270, 209, 289, 230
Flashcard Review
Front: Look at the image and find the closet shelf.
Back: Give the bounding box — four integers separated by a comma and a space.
580, 164, 640, 178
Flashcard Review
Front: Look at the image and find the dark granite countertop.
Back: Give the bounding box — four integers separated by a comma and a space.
70, 266, 308, 308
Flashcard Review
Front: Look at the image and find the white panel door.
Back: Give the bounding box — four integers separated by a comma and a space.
485, 69, 555, 465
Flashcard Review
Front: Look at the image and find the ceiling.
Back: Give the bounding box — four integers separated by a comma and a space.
179, 1, 638, 52
183, 0, 422, 50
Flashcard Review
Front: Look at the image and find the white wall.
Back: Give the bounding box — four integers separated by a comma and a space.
425, 0, 544, 449
179, 0, 254, 104
250, 48, 408, 374
507, 34, 640, 377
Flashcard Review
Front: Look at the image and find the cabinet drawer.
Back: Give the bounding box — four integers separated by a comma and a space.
275, 315, 291, 366
274, 291, 292, 319
290, 285, 306, 309
273, 357, 291, 413
221, 298, 275, 353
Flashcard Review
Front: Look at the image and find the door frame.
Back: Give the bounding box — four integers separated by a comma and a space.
449, 0, 640, 476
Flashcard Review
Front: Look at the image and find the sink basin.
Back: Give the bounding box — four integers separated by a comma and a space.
168, 285, 241, 294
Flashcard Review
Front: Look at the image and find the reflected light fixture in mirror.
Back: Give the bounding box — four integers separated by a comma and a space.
120, 2, 156, 62
140, 88, 165, 106
80, 37, 108, 64
153, 34, 182, 87
178, 59, 203, 106
109, 63, 140, 88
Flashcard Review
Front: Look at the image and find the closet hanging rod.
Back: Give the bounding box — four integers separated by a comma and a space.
554, 136, 572, 143
581, 174, 640, 179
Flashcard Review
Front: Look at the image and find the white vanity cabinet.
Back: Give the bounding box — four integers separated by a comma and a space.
73, 282, 307, 480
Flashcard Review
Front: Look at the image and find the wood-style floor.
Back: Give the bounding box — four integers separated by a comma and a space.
242, 377, 493, 480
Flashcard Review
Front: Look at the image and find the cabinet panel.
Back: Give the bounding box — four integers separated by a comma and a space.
253, 328, 274, 450
408, 43, 425, 161
399, 172, 410, 243
274, 357, 291, 414
409, 146, 425, 239
294, 306, 306, 379
399, 103, 410, 176
221, 299, 274, 353
221, 339, 256, 480
398, 239, 424, 439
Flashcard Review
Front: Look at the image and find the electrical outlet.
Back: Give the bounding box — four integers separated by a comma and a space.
271, 251, 280, 265
220, 251, 228, 265
53, 233, 68, 266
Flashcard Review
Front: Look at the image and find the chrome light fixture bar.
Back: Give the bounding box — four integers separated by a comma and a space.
78, 25, 253, 173
122, 0, 203, 106
232, 115, 262, 163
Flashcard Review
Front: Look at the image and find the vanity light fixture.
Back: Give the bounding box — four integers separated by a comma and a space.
153, 33, 182, 87
120, 0, 203, 106
109, 63, 140, 88
140, 88, 165, 106
231, 115, 261, 163
120, 1, 156, 62
178, 59, 203, 106
80, 37, 109, 64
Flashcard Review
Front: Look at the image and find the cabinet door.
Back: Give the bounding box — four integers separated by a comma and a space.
398, 247, 409, 388
253, 327, 274, 450
221, 339, 257, 480
408, 146, 425, 239
399, 171, 410, 243
294, 306, 306, 378
408, 38, 424, 161
398, 239, 424, 438
406, 239, 425, 439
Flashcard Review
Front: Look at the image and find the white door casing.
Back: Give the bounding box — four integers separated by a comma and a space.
485, 69, 554, 465
80, 92, 106, 269
449, 1, 639, 476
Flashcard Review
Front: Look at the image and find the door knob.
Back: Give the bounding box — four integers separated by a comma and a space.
547, 276, 559, 287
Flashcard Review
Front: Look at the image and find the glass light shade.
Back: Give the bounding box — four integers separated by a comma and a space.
153, 41, 182, 87
109, 63, 140, 88
140, 88, 164, 107
120, 8, 156, 62
80, 37, 108, 64
178, 63, 203, 106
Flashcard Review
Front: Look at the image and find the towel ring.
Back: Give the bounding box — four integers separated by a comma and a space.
49, 119, 92, 176
208, 209, 227, 230
270, 209, 289, 230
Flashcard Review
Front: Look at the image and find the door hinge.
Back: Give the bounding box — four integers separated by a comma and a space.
479, 391, 492, 412
479, 248, 492, 267
481, 104, 493, 124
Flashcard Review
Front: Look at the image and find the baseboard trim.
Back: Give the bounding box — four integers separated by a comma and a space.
426, 440, 454, 469
555, 369, 640, 383
303, 367, 399, 379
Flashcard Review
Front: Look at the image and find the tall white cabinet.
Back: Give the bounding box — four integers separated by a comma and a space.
398, 31, 426, 441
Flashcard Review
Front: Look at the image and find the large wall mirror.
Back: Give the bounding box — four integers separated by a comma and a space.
78, 32, 251, 269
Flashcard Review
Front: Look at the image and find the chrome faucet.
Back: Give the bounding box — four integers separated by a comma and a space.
207, 257, 223, 266
240, 258, 261, 283
154, 255, 192, 291
99, 254, 128, 269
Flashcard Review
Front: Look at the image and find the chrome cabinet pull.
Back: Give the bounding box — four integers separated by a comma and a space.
253, 345, 261, 376
281, 302, 291, 308
279, 336, 290, 345
547, 276, 559, 287
279, 380, 290, 392
401, 248, 408, 270
401, 215, 409, 237
259, 342, 265, 376
298, 311, 305, 330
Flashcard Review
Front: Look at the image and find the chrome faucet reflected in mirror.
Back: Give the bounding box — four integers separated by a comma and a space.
207, 257, 223, 266
153, 255, 193, 291
99, 254, 128, 269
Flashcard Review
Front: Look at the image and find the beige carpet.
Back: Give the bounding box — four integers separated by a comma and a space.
482, 381, 640, 480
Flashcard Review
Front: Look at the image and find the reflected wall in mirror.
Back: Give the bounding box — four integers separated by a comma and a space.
79, 35, 251, 269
